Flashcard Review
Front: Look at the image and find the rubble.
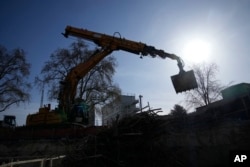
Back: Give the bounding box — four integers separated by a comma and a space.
62, 112, 250, 167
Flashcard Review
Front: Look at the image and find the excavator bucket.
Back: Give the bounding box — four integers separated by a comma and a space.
171, 70, 198, 93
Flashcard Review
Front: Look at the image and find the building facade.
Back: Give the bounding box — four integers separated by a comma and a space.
102, 95, 139, 126
195, 83, 250, 120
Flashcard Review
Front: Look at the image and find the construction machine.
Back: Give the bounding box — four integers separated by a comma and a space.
26, 25, 197, 127
0, 115, 16, 128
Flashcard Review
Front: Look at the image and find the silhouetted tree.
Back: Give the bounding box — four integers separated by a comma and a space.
36, 40, 120, 107
184, 62, 227, 108
0, 45, 31, 112
170, 104, 187, 117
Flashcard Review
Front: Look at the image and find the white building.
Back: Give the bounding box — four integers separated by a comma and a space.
102, 95, 140, 126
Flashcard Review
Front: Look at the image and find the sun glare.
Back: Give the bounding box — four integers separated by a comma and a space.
183, 39, 211, 63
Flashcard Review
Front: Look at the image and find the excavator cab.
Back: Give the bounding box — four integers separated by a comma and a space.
69, 102, 89, 125
171, 70, 198, 93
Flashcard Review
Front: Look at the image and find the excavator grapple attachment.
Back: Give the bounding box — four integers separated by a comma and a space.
171, 70, 198, 93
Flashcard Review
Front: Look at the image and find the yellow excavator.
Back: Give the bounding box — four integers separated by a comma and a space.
26, 26, 197, 126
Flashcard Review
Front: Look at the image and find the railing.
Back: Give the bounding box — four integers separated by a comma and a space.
0, 155, 65, 167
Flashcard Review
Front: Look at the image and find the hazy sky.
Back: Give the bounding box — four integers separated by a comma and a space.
1, 0, 250, 125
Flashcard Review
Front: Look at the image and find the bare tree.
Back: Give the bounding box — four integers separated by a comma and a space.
0, 45, 31, 112
184, 62, 226, 109
36, 40, 120, 107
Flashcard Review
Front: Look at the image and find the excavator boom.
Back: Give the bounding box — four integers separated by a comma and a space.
60, 25, 198, 111
64, 26, 181, 61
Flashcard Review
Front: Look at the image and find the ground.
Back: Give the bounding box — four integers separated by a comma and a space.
1, 112, 250, 167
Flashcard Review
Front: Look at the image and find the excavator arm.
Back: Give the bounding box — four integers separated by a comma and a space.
63, 26, 184, 71
58, 48, 112, 111
60, 25, 197, 112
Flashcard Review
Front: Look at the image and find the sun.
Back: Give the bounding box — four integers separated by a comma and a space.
183, 39, 211, 63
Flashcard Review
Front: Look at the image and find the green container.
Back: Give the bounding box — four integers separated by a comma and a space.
221, 83, 250, 100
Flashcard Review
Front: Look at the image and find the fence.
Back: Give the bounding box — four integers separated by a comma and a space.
0, 155, 65, 167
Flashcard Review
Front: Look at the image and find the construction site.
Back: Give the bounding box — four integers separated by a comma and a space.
1, 26, 250, 167
1, 87, 250, 166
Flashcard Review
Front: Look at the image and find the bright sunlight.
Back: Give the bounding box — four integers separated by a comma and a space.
183, 39, 211, 63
